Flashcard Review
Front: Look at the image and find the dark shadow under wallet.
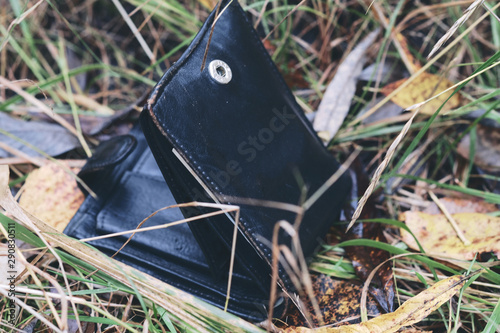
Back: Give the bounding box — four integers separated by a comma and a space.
65, 0, 351, 322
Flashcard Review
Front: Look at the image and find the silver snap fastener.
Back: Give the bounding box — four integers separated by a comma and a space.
209, 60, 232, 84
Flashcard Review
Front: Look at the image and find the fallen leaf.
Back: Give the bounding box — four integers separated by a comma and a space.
462, 109, 500, 129
283, 274, 468, 333
313, 29, 380, 142
400, 211, 500, 260
0, 165, 262, 332
283, 60, 310, 89
36, 90, 149, 136
0, 112, 80, 158
358, 98, 403, 125
457, 124, 500, 172
280, 275, 381, 328
423, 196, 497, 215
358, 62, 405, 85
19, 162, 84, 232
380, 72, 461, 115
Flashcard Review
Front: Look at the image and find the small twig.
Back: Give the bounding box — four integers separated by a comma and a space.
428, 191, 471, 246
304, 147, 361, 210
0, 76, 78, 137
0, 157, 85, 167
80, 203, 237, 242
253, 0, 270, 29
483, 3, 500, 23
0, 142, 46, 167
263, 0, 308, 42
111, 0, 154, 61
200, 0, 228, 72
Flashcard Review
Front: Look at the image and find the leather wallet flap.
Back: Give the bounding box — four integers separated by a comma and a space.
142, 0, 351, 293
65, 124, 278, 321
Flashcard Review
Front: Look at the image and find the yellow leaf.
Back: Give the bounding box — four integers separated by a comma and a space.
423, 197, 497, 215
0, 165, 260, 332
380, 72, 461, 115
400, 211, 500, 260
19, 162, 84, 232
284, 274, 467, 333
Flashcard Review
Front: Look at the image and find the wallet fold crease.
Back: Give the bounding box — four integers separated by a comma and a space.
66, 0, 351, 322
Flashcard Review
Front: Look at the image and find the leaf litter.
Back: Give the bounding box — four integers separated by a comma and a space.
283, 273, 475, 333
380, 72, 462, 116
313, 29, 380, 142
2, 0, 500, 331
0, 112, 80, 158
19, 162, 84, 232
400, 211, 500, 260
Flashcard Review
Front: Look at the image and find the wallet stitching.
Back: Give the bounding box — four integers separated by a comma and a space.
145, 120, 233, 277
145, 2, 292, 290
95, 237, 265, 301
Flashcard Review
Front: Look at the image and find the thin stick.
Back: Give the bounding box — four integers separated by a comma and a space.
111, 0, 154, 61
0, 76, 79, 137
0, 287, 63, 333
200, 0, 228, 72
263, 0, 308, 42
0, 142, 45, 167
428, 191, 471, 246
304, 147, 361, 210
80, 204, 238, 242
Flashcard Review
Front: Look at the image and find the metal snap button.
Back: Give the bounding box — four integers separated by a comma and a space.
208, 60, 232, 84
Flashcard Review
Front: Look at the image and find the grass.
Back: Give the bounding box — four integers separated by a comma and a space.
1, 0, 500, 332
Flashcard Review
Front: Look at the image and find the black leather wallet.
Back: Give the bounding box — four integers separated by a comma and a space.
65, 0, 351, 322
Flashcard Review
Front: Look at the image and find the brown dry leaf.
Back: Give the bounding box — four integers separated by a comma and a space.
282, 274, 467, 333
400, 211, 500, 260
19, 162, 84, 232
380, 72, 461, 115
313, 29, 380, 142
281, 275, 381, 328
0, 165, 262, 332
423, 196, 497, 215
345, 222, 394, 313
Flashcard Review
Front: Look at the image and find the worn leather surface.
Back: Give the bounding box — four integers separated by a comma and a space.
66, 0, 351, 321
142, 0, 351, 301
65, 125, 275, 321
